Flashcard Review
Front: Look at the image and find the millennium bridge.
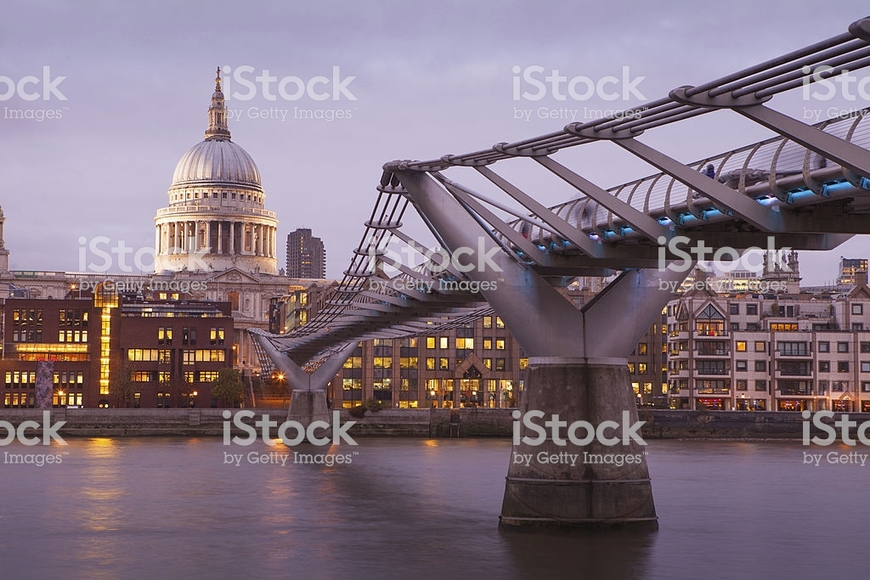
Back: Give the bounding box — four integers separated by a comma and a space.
252, 17, 870, 529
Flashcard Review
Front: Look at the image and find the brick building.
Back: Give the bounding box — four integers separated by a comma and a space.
1, 290, 233, 409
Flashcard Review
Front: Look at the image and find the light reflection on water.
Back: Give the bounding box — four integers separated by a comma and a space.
0, 437, 866, 579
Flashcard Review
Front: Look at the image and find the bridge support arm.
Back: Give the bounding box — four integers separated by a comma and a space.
396, 167, 691, 529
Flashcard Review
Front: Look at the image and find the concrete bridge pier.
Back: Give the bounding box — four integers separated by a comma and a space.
500, 358, 656, 529
395, 169, 687, 529
251, 335, 357, 427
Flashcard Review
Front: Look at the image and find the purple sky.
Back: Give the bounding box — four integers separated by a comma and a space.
2, 0, 869, 285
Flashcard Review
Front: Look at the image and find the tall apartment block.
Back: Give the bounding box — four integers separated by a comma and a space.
286, 228, 326, 279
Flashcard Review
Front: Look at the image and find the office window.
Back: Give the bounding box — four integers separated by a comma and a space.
425, 358, 436, 370
736, 360, 747, 372
736, 341, 747, 352
439, 358, 449, 370
439, 337, 448, 349
838, 342, 850, 353
838, 361, 850, 373
483, 316, 492, 329
729, 303, 740, 315
736, 379, 747, 391
853, 304, 864, 315
819, 342, 830, 353
426, 337, 436, 349
819, 361, 830, 372
755, 380, 767, 392
483, 338, 493, 350
496, 339, 506, 350
754, 360, 767, 372
754, 341, 766, 352
746, 304, 758, 315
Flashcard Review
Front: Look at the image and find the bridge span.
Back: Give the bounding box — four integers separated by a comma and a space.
252, 17, 870, 529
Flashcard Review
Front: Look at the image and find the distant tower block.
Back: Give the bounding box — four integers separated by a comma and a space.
286, 228, 326, 278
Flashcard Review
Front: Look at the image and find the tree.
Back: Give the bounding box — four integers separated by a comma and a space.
168, 374, 195, 408
109, 358, 136, 408
211, 368, 245, 408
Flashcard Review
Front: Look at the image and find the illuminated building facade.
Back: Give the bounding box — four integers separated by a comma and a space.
329, 315, 526, 409
667, 274, 870, 412
1, 292, 233, 408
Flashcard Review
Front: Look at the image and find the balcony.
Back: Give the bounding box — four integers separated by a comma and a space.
696, 387, 731, 395
694, 330, 729, 338
775, 370, 812, 378
778, 387, 813, 396
695, 348, 730, 357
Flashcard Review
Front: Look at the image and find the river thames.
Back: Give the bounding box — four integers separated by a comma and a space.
0, 437, 865, 579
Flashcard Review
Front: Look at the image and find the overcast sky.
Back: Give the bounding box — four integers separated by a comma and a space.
2, 0, 869, 285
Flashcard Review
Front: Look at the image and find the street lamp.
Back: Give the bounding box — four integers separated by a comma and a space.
429, 389, 437, 408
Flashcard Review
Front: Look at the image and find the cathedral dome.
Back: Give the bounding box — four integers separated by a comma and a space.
154, 68, 279, 276
171, 139, 262, 188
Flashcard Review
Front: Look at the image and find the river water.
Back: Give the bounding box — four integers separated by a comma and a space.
0, 437, 866, 579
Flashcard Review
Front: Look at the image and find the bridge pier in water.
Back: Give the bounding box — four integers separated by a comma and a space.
501, 359, 656, 529
396, 170, 686, 529
251, 335, 357, 427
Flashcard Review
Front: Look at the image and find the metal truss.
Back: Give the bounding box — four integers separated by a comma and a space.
254, 17, 870, 368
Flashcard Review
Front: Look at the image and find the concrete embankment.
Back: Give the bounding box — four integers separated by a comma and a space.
0, 407, 867, 439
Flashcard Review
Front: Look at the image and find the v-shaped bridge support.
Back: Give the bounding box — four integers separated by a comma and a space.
252, 336, 358, 426
396, 169, 689, 529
